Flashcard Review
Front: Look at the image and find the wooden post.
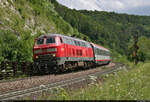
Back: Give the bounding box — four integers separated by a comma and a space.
0, 62, 3, 80
12, 61, 17, 77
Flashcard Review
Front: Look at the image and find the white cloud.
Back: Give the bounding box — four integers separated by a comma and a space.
56, 0, 150, 15
56, 0, 103, 11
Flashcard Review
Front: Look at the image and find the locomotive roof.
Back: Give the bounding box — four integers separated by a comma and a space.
39, 34, 89, 44
38, 34, 109, 51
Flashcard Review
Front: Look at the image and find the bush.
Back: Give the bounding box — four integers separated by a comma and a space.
0, 30, 33, 62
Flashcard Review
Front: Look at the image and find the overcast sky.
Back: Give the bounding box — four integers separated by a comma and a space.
56, 0, 150, 16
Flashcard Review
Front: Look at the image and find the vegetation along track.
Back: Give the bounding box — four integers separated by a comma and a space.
0, 63, 126, 100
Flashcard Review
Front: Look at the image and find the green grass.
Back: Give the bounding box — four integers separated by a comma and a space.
24, 62, 150, 100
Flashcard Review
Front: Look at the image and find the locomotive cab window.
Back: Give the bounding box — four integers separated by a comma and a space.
37, 38, 44, 45
60, 37, 63, 43
46, 37, 56, 44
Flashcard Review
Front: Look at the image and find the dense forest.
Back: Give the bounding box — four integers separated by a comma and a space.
0, 0, 150, 63
51, 0, 150, 62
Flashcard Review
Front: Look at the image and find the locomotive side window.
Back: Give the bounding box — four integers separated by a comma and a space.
78, 41, 81, 46
74, 40, 78, 46
46, 37, 56, 44
71, 39, 75, 45
37, 38, 44, 45
62, 37, 67, 44
60, 37, 63, 43
68, 39, 73, 45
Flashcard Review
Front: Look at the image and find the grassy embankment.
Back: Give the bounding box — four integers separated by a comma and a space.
25, 62, 150, 100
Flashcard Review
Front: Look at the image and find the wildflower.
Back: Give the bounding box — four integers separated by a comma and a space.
88, 75, 97, 82
33, 96, 36, 100
1, 70, 6, 73
117, 83, 120, 86
95, 83, 99, 87
116, 89, 119, 92
105, 74, 109, 78
40, 84, 46, 89
110, 85, 113, 88
130, 79, 135, 83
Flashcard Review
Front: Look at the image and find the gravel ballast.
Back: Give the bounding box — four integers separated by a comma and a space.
0, 63, 115, 94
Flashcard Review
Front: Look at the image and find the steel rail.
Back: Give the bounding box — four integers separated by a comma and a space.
0, 63, 110, 84
0, 63, 126, 100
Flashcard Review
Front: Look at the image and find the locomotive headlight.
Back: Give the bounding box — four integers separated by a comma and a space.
34, 49, 42, 54
52, 54, 56, 57
36, 56, 39, 59
47, 48, 57, 52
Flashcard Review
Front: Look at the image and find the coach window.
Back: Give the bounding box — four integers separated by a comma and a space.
103, 51, 105, 55
105, 51, 107, 56
106, 52, 108, 56
101, 50, 104, 55
103, 51, 105, 56
107, 52, 109, 56
99, 50, 101, 55
96, 48, 99, 55
97, 49, 99, 55
100, 49, 102, 55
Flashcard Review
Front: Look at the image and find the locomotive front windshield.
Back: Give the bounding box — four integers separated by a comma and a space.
36, 37, 56, 45
37, 38, 44, 45
46, 37, 56, 44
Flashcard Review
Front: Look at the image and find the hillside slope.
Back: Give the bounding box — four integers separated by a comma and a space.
52, 0, 150, 55
0, 0, 88, 62
0, 0, 79, 35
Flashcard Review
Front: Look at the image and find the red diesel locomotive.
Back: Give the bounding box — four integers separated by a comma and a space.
33, 34, 111, 73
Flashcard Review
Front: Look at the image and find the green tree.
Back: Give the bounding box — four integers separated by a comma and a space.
137, 36, 150, 61
17, 31, 34, 62
52, 0, 150, 57
0, 38, 4, 62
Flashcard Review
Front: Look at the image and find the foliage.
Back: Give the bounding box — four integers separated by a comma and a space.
0, 0, 84, 62
137, 36, 150, 61
26, 62, 150, 100
1, 0, 150, 63
0, 31, 18, 62
52, 1, 150, 56
0, 30, 33, 62
127, 36, 150, 63
0, 41, 3, 62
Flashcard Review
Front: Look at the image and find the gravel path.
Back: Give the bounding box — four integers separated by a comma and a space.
0, 63, 115, 94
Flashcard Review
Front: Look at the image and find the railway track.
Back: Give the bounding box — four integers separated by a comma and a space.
0, 63, 126, 100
